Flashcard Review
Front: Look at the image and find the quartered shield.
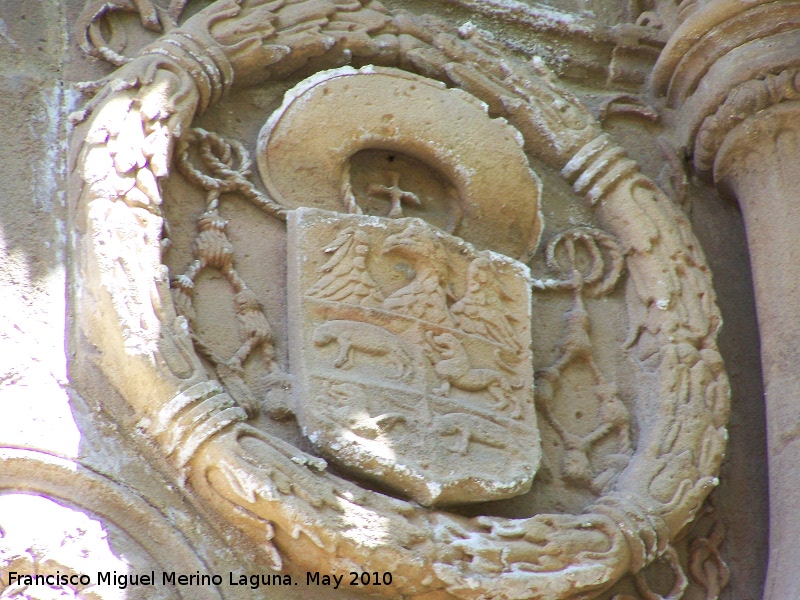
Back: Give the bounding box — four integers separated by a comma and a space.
288, 208, 541, 506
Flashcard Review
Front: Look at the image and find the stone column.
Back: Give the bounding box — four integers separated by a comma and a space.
652, 2, 800, 598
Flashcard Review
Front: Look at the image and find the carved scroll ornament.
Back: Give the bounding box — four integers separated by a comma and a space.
72, 1, 729, 598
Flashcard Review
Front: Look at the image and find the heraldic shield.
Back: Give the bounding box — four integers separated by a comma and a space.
288, 208, 541, 506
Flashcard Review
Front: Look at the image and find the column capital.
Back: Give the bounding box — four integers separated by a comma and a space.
651, 0, 800, 173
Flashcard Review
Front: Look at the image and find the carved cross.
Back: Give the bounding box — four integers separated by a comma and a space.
367, 171, 421, 218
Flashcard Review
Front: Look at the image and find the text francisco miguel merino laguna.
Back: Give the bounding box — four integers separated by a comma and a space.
5, 570, 394, 591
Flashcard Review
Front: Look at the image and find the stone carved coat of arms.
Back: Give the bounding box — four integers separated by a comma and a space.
71, 3, 731, 598
289, 208, 540, 506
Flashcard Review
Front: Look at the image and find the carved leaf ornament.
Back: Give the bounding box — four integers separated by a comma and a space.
73, 1, 729, 598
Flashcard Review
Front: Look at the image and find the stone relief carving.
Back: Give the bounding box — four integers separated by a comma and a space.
289, 208, 538, 506
533, 227, 632, 496
687, 501, 730, 600
71, 1, 729, 598
171, 128, 291, 417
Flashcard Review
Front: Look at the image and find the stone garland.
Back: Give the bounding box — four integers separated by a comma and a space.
73, 1, 729, 598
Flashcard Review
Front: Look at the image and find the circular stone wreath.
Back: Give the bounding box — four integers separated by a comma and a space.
73, 1, 729, 598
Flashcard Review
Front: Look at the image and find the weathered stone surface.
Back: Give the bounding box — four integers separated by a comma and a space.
288, 208, 539, 506
258, 66, 544, 259
0, 1, 779, 599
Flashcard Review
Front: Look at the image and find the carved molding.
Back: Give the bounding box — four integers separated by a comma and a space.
697, 69, 800, 174
76, 0, 667, 87
72, 1, 728, 598
651, 0, 800, 172
0, 448, 221, 599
